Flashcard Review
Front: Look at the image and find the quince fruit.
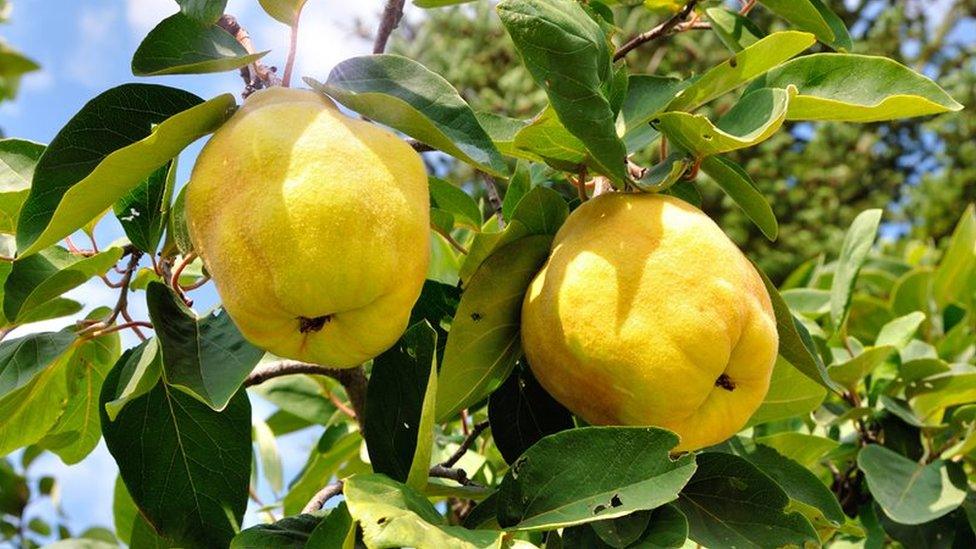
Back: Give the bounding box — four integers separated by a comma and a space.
521, 193, 777, 451
186, 87, 429, 367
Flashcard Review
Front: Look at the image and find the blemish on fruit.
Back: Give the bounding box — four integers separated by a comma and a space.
298, 315, 331, 333
715, 373, 736, 391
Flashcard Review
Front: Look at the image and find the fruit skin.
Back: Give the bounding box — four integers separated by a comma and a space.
186, 87, 429, 367
520, 193, 777, 451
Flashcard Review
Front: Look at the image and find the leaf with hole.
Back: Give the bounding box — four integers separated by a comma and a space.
114, 160, 176, 254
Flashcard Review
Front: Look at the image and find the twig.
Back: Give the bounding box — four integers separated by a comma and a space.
328, 390, 358, 419
740, 0, 757, 15
613, 1, 700, 62
373, 0, 406, 54
87, 321, 154, 339
479, 172, 504, 226
302, 480, 345, 514
431, 223, 469, 255
218, 14, 280, 98
282, 7, 304, 87
180, 274, 211, 291
120, 308, 148, 341
170, 252, 197, 305
429, 465, 483, 487
407, 138, 436, 152
441, 421, 490, 469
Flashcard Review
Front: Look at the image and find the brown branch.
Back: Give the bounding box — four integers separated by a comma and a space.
407, 138, 436, 152
431, 223, 469, 255
218, 14, 280, 98
479, 172, 504, 227
440, 421, 490, 469
282, 7, 304, 87
429, 465, 483, 487
613, 0, 700, 62
302, 480, 345, 514
373, 0, 406, 54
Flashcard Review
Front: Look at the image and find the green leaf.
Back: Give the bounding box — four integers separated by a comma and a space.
0, 330, 78, 456
231, 514, 320, 548
132, 13, 267, 76
754, 432, 838, 470
114, 475, 174, 547
146, 281, 264, 410
933, 204, 975, 308
114, 160, 176, 254
876, 311, 926, 348
828, 346, 894, 389
830, 209, 882, 328
700, 155, 777, 240
908, 372, 976, 422
253, 419, 283, 494
429, 177, 481, 229
306, 55, 507, 177
758, 268, 840, 392
658, 87, 792, 158
460, 186, 568, 283
17, 85, 235, 257
858, 444, 967, 525
675, 452, 818, 548
103, 339, 163, 421
258, 0, 308, 26
633, 152, 691, 193
781, 288, 830, 316
742, 443, 845, 527
436, 235, 552, 422
488, 363, 573, 464
747, 357, 826, 426
498, 0, 628, 184
3, 246, 122, 323
511, 106, 588, 170
39, 330, 121, 464
0, 40, 39, 101
282, 424, 362, 516
0, 138, 44, 234
497, 427, 696, 531
755, 54, 963, 122
248, 370, 336, 427
306, 502, 356, 548
364, 321, 438, 490
590, 510, 652, 548
757, 0, 851, 51
100, 362, 251, 548
344, 474, 506, 548
167, 185, 195, 255
176, 0, 227, 24
502, 161, 532, 222
667, 31, 815, 112
705, 8, 765, 52
619, 75, 683, 151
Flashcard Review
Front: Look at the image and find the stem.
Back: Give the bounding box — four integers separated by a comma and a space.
87, 321, 154, 339
429, 465, 483, 487
302, 481, 345, 514
282, 7, 303, 87
373, 0, 407, 54
218, 14, 280, 97
479, 172, 504, 227
613, 1, 700, 62
245, 362, 368, 433
406, 138, 436, 152
441, 421, 490, 469
431, 224, 469, 255
120, 308, 148, 341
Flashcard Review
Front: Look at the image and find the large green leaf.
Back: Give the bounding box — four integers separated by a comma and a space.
830, 209, 882, 328
758, 268, 840, 391
908, 372, 976, 422
705, 8, 765, 52
39, 329, 121, 464
488, 362, 573, 464
511, 107, 588, 171
496, 427, 696, 531
132, 13, 267, 76
429, 177, 482, 230
658, 87, 792, 158
933, 204, 975, 308
0, 330, 78, 455
114, 160, 176, 254
231, 515, 320, 548
828, 346, 895, 390
3, 246, 122, 323
306, 55, 507, 177
17, 85, 235, 257
436, 235, 552, 422
498, 0, 628, 184
747, 357, 826, 426
343, 474, 505, 548
0, 138, 44, 234
0, 40, 39, 101
755, 54, 963, 122
667, 31, 815, 112
100, 363, 251, 549
675, 452, 818, 548
754, 432, 838, 470
364, 321, 438, 490
103, 339, 163, 421
858, 444, 966, 525
248, 370, 337, 427
146, 282, 264, 411
700, 155, 777, 240
757, 0, 851, 50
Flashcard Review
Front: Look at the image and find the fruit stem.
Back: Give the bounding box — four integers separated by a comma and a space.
282, 7, 303, 87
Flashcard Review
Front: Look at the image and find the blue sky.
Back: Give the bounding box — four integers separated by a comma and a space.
1, 0, 390, 540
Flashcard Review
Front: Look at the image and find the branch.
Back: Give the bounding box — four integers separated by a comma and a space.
479, 172, 504, 226
613, 1, 701, 62
373, 0, 406, 54
302, 480, 344, 514
429, 465, 483, 487
218, 14, 280, 97
406, 138, 436, 152
440, 420, 489, 468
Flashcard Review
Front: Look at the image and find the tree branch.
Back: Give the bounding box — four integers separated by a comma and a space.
613, 1, 701, 62
218, 14, 280, 97
440, 421, 489, 469
479, 172, 504, 226
373, 0, 406, 54
429, 465, 483, 487
302, 480, 344, 514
